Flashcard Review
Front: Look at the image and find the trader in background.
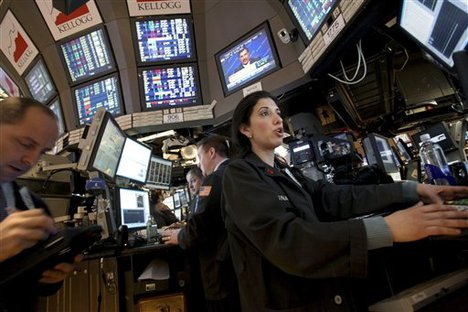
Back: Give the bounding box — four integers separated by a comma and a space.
185, 166, 203, 218
161, 135, 240, 312
0, 97, 80, 312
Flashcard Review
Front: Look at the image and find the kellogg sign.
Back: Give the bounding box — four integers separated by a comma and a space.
127, 0, 191, 16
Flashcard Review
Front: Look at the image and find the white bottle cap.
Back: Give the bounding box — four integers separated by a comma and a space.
420, 133, 431, 142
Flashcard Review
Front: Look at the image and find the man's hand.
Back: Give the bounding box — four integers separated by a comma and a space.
39, 254, 84, 284
0, 209, 56, 262
160, 228, 181, 245
417, 184, 468, 204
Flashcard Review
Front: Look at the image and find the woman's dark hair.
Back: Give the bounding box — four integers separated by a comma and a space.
231, 91, 279, 156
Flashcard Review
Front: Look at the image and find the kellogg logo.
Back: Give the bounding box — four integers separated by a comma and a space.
127, 0, 191, 16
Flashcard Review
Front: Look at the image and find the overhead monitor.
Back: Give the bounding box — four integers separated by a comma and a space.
58, 27, 115, 84
132, 15, 196, 65
72, 73, 123, 126
48, 98, 66, 136
138, 63, 202, 110
399, 0, 468, 72
362, 133, 401, 181
284, 0, 339, 44
411, 122, 458, 152
0, 67, 20, 97
76, 107, 126, 180
116, 137, 152, 183
215, 22, 281, 96
145, 155, 172, 190
23, 58, 56, 103
117, 188, 151, 230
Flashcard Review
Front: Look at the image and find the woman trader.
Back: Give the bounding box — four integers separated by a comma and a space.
222, 90, 468, 311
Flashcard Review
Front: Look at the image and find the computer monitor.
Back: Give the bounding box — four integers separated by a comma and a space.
72, 73, 123, 126
362, 133, 401, 181
48, 97, 66, 136
284, 0, 339, 44
138, 63, 202, 110
116, 137, 152, 184
146, 155, 172, 190
116, 188, 151, 230
23, 58, 56, 104
58, 27, 115, 84
411, 122, 458, 152
76, 107, 126, 180
399, 0, 468, 72
289, 140, 314, 166
215, 22, 281, 96
132, 15, 196, 65
0, 66, 20, 97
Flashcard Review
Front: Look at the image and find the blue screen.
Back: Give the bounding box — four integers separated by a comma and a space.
134, 16, 194, 63
73, 75, 122, 125
60, 28, 115, 83
24, 59, 56, 103
287, 0, 338, 42
140, 64, 201, 109
216, 23, 280, 95
48, 98, 66, 135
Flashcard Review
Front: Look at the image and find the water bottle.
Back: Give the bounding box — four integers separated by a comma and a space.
146, 215, 158, 243
419, 134, 455, 185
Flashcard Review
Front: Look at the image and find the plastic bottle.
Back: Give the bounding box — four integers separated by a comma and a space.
146, 215, 158, 243
419, 134, 454, 185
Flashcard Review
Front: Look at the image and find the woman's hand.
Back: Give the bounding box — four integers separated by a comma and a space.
384, 201, 468, 242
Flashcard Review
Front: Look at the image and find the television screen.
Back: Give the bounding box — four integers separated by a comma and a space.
133, 15, 196, 64
117, 188, 151, 230
362, 133, 401, 181
116, 137, 152, 183
215, 22, 281, 95
285, 0, 339, 44
411, 122, 458, 152
400, 0, 468, 71
24, 58, 56, 103
59, 27, 115, 83
0, 67, 20, 97
139, 63, 202, 110
146, 155, 172, 190
72, 74, 123, 126
289, 140, 314, 165
76, 107, 126, 179
48, 98, 66, 135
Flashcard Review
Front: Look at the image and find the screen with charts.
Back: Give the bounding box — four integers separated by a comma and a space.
139, 64, 201, 110
285, 0, 339, 43
48, 98, 66, 135
215, 22, 281, 95
116, 137, 152, 183
117, 188, 150, 230
72, 74, 123, 126
59, 27, 115, 83
146, 155, 172, 190
24, 58, 56, 103
133, 15, 195, 64
400, 0, 468, 70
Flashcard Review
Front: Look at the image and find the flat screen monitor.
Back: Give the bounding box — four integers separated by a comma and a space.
362, 133, 401, 181
146, 155, 172, 190
132, 15, 196, 65
59, 27, 115, 84
76, 107, 126, 179
284, 0, 339, 44
138, 63, 202, 110
0, 67, 20, 97
116, 137, 152, 183
117, 188, 151, 230
48, 98, 66, 135
215, 22, 281, 96
72, 74, 123, 126
24, 58, 56, 103
399, 0, 468, 72
411, 122, 458, 152
289, 140, 314, 166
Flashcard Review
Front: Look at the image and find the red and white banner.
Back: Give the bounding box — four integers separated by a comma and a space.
127, 0, 191, 17
0, 67, 20, 97
0, 11, 39, 75
35, 0, 102, 41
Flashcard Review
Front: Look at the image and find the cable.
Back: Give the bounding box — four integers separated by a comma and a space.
328, 40, 368, 85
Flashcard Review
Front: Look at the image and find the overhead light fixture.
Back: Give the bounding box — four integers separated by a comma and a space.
180, 145, 197, 160
138, 130, 176, 142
